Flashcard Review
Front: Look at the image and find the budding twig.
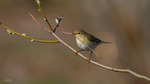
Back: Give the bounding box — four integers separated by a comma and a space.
35, 0, 53, 32
0, 23, 60, 43
53, 15, 63, 33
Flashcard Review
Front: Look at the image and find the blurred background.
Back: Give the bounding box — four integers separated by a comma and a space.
0, 0, 150, 84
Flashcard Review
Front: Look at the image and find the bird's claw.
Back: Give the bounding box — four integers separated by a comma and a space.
75, 50, 80, 55
87, 57, 91, 62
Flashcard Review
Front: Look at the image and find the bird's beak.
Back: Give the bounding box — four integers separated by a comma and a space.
72, 33, 76, 35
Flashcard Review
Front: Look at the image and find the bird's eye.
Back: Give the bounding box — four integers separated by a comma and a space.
78, 32, 81, 34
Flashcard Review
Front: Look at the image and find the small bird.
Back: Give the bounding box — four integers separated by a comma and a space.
73, 29, 111, 62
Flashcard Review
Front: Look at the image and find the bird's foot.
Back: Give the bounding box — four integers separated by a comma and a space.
87, 57, 91, 63
75, 50, 80, 55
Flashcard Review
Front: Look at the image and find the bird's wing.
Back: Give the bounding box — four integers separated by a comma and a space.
88, 34, 111, 44
88, 34, 102, 44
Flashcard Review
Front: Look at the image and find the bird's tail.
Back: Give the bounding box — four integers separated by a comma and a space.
100, 41, 112, 44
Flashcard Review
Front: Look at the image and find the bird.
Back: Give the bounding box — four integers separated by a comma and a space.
73, 29, 111, 62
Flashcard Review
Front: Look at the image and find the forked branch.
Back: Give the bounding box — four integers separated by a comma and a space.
35, 0, 53, 32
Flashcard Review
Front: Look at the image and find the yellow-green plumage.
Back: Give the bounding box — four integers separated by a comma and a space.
73, 29, 110, 51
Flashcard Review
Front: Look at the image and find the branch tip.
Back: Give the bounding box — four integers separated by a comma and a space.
53, 15, 63, 32
61, 14, 63, 19
35, 0, 40, 5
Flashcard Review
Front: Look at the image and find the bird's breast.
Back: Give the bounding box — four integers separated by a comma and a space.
76, 38, 98, 51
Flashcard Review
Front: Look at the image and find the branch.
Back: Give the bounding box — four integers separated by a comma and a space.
34, 0, 150, 82
53, 15, 63, 33
0, 23, 60, 43
52, 32, 150, 81
35, 0, 53, 32
28, 12, 52, 33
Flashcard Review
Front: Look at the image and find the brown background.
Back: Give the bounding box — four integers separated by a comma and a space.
0, 0, 150, 84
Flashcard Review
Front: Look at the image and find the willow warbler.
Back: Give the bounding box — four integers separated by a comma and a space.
73, 29, 111, 62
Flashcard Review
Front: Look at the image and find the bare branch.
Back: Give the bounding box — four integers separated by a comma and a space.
28, 12, 52, 33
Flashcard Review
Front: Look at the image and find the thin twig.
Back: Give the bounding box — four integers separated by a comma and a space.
28, 12, 51, 33
61, 31, 72, 35
35, 0, 53, 32
53, 14, 63, 33
0, 23, 60, 43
